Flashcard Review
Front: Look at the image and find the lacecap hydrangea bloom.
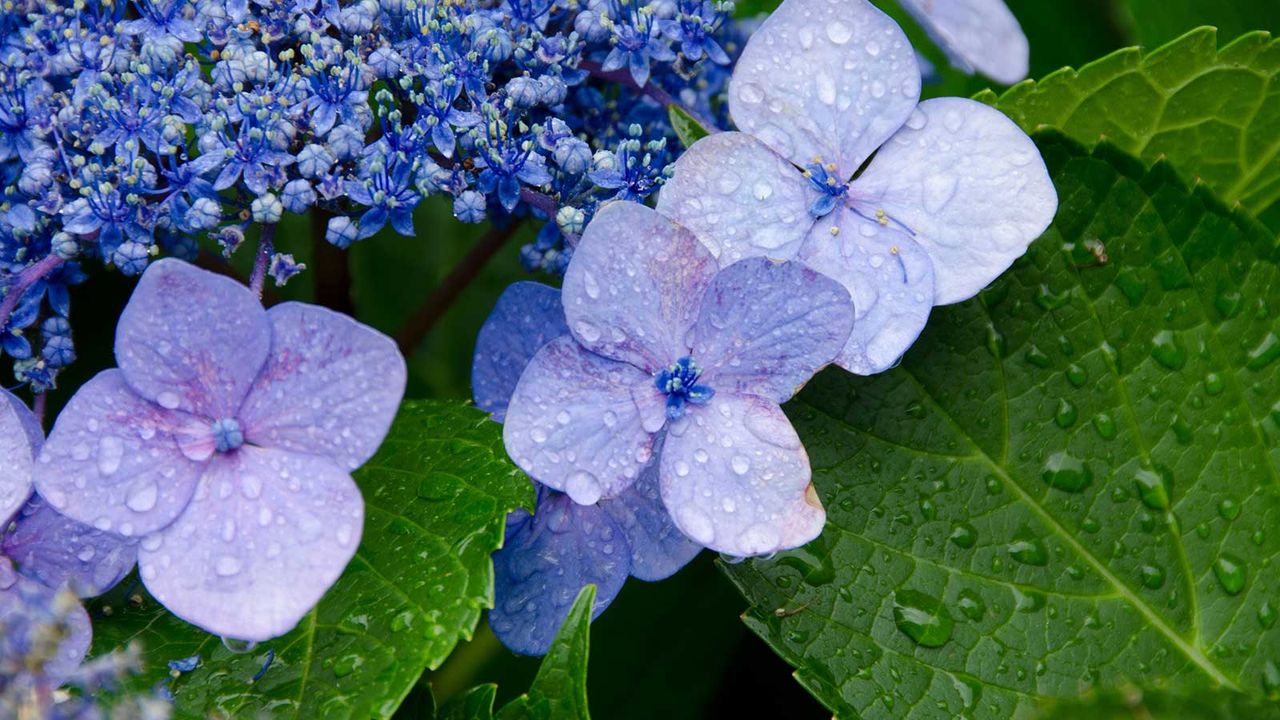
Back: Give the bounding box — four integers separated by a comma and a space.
34, 260, 406, 641
472, 282, 700, 655
658, 0, 1057, 374
502, 201, 855, 558
0, 388, 137, 693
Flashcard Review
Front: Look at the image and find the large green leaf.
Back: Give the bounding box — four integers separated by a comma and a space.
89, 400, 532, 719
979, 28, 1280, 229
722, 133, 1280, 718
438, 586, 595, 720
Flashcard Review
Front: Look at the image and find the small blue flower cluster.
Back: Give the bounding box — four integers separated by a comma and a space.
0, 0, 744, 391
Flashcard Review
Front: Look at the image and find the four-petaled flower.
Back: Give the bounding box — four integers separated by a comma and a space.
0, 388, 137, 690
658, 0, 1056, 374
34, 260, 406, 641
503, 201, 855, 557
472, 282, 701, 655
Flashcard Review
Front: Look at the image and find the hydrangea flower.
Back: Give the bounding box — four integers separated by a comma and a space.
658, 0, 1057, 374
472, 282, 700, 655
503, 201, 855, 557
34, 260, 407, 641
897, 0, 1030, 84
0, 388, 137, 692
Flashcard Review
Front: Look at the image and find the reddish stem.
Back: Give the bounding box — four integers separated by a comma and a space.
0, 254, 64, 330
395, 222, 523, 356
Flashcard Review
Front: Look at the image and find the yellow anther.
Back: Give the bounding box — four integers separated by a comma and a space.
890, 245, 900, 255
829, 226, 840, 236
875, 209, 889, 226
825, 163, 836, 172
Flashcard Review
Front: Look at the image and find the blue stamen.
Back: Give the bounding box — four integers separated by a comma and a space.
655, 356, 715, 420
211, 418, 244, 453
803, 161, 849, 219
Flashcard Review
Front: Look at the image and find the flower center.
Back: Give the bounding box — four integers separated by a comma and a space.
803, 160, 849, 219
655, 356, 715, 420
211, 418, 244, 453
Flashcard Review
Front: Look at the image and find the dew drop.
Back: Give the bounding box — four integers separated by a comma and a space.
825, 20, 852, 44
1054, 399, 1078, 428
948, 523, 977, 549
1139, 564, 1165, 590
157, 391, 181, 410
215, 556, 242, 577
125, 480, 158, 513
565, 471, 602, 505
1041, 452, 1091, 493
731, 455, 751, 475
1150, 330, 1187, 370
955, 589, 985, 620
892, 589, 953, 648
97, 436, 124, 477
1133, 466, 1173, 511
1008, 531, 1049, 566
1213, 554, 1246, 595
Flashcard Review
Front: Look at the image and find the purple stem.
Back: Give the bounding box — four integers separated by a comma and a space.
0, 254, 64, 331
33, 391, 45, 427
248, 224, 276, 300
580, 59, 722, 134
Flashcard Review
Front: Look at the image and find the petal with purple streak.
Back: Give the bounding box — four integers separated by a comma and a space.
850, 98, 1057, 305
503, 336, 661, 503
137, 446, 363, 641
657, 132, 813, 267
115, 258, 271, 418
34, 370, 206, 538
728, 0, 920, 178
797, 207, 936, 375
239, 302, 406, 471
692, 257, 853, 403
659, 394, 824, 557
562, 202, 718, 373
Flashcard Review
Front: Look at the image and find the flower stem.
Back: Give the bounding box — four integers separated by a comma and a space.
580, 59, 722, 134
0, 254, 64, 331
395, 221, 523, 356
249, 223, 276, 300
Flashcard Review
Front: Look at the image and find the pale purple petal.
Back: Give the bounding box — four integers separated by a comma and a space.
898, 0, 1029, 84
137, 447, 363, 641
115, 258, 271, 418
0, 572, 92, 686
34, 370, 205, 538
656, 132, 814, 266
471, 282, 569, 422
503, 336, 661, 504
728, 0, 921, 177
238, 303, 407, 471
850, 98, 1057, 305
601, 459, 701, 581
798, 208, 935, 374
3, 495, 138, 598
490, 488, 629, 656
0, 388, 39, 526
692, 257, 853, 403
562, 202, 718, 372
659, 394, 824, 556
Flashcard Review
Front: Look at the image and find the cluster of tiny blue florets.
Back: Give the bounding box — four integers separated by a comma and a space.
0, 0, 745, 391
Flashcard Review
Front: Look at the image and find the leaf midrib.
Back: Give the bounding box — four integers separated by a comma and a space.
894, 368, 1237, 690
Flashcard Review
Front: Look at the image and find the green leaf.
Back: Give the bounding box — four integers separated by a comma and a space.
496, 585, 595, 720
89, 400, 532, 719
979, 28, 1280, 229
439, 586, 596, 720
722, 133, 1280, 718
667, 104, 712, 149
